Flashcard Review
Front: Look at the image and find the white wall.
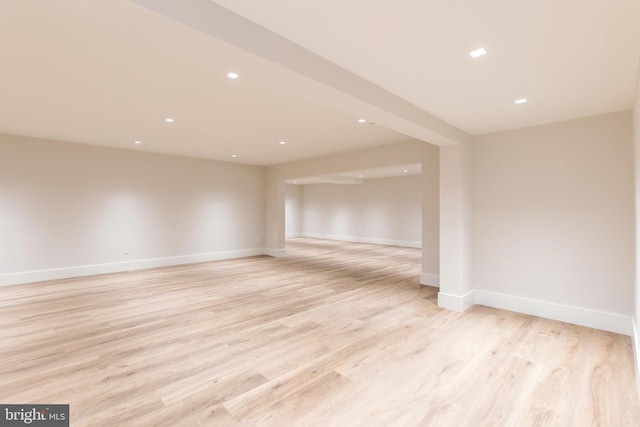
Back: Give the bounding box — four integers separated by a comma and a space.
473, 111, 635, 332
300, 175, 422, 247
0, 134, 265, 285
285, 184, 302, 237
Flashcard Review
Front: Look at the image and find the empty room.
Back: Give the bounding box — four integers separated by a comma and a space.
2, 0, 640, 426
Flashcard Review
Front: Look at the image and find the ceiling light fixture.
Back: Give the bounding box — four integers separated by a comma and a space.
470, 48, 487, 58
403, 169, 408, 173
514, 98, 527, 104
165, 118, 174, 123
358, 118, 367, 123
231, 154, 237, 158
227, 72, 239, 79
134, 140, 142, 144
358, 175, 363, 178
279, 141, 286, 145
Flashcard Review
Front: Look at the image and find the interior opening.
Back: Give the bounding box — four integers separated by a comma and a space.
284, 164, 424, 282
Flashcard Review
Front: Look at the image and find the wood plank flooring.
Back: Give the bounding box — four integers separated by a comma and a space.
0, 238, 638, 426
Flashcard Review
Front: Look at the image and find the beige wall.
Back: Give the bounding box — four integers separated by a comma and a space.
473, 111, 634, 316
285, 184, 302, 237
632, 67, 640, 370
300, 175, 422, 246
0, 134, 265, 285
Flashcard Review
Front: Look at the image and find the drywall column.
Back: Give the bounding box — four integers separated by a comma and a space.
264, 170, 287, 257
285, 184, 303, 237
420, 145, 440, 286
438, 140, 474, 310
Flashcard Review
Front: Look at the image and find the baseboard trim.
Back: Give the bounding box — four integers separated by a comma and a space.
420, 273, 440, 287
0, 248, 265, 287
438, 290, 475, 312
475, 290, 633, 336
264, 248, 287, 257
285, 232, 302, 238
301, 232, 421, 248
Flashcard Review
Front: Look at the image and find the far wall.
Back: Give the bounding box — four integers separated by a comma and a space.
0, 134, 265, 286
286, 175, 422, 247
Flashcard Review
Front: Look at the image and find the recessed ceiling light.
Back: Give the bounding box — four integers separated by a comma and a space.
514, 98, 527, 104
279, 141, 286, 145
470, 48, 487, 58
403, 169, 408, 173
358, 175, 363, 178
134, 140, 142, 144
165, 118, 174, 123
227, 72, 239, 79
231, 154, 237, 158
358, 118, 367, 123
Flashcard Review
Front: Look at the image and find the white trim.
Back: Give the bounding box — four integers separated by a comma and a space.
285, 232, 302, 238
301, 232, 421, 248
475, 290, 633, 336
438, 290, 475, 312
420, 273, 440, 287
0, 248, 264, 287
264, 248, 287, 257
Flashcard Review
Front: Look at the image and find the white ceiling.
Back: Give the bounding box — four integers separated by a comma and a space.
0, 0, 409, 166
1, 0, 639, 168
213, 0, 640, 135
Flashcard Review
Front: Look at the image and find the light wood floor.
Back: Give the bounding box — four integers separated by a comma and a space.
0, 238, 638, 426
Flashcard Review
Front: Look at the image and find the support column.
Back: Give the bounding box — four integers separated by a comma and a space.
420, 144, 441, 287
264, 172, 287, 257
438, 140, 474, 310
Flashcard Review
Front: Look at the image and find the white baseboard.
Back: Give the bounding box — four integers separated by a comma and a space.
301, 232, 421, 248
420, 273, 440, 287
285, 232, 302, 238
438, 290, 475, 312
436, 288, 633, 335
475, 290, 633, 336
0, 248, 264, 287
264, 248, 287, 257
